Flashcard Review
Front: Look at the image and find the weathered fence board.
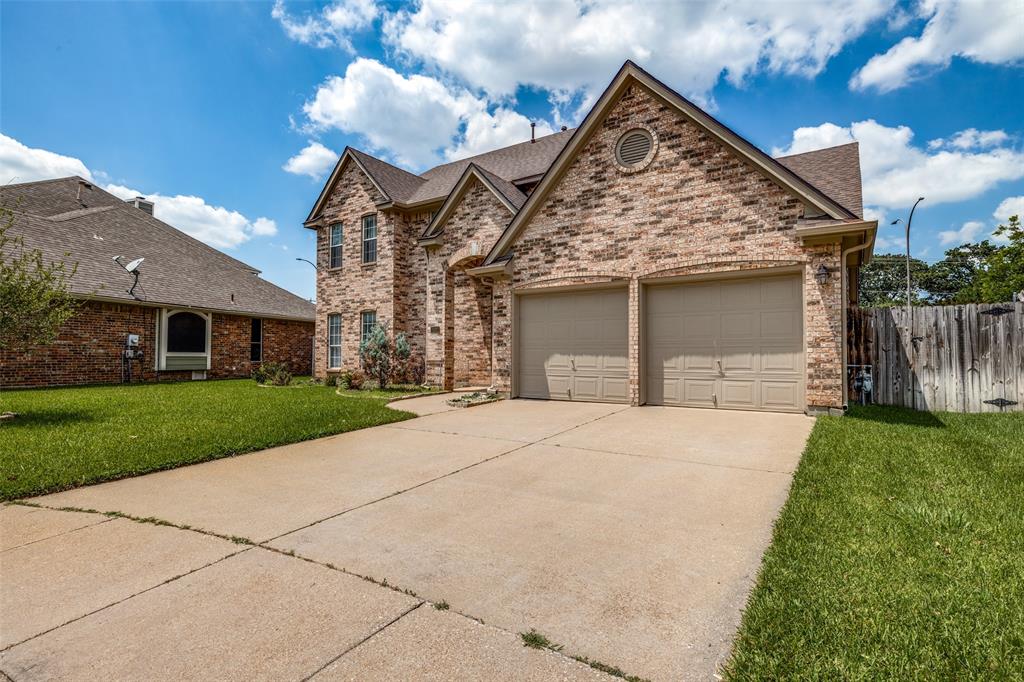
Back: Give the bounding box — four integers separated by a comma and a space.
847, 302, 1023, 413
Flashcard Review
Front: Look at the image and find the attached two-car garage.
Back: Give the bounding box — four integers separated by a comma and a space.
515, 274, 805, 413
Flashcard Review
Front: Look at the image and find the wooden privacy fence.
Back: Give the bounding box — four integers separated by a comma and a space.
847, 302, 1024, 413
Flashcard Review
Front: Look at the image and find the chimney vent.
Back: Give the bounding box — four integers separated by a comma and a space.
530, 122, 536, 143
127, 196, 155, 215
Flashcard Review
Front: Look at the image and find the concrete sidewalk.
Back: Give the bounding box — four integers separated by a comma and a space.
2, 397, 813, 681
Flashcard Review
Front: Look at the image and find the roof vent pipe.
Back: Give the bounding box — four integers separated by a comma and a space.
530, 122, 536, 143
561, 125, 567, 131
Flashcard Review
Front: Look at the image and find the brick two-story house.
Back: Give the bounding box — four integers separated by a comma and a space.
304, 62, 876, 414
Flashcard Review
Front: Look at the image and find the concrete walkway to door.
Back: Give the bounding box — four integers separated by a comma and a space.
1, 398, 813, 681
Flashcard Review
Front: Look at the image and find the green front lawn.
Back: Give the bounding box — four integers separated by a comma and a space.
726, 406, 1024, 679
0, 379, 428, 501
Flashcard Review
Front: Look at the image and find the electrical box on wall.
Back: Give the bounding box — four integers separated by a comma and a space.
123, 334, 144, 359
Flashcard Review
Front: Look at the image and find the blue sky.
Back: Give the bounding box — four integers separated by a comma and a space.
2, 0, 1022, 300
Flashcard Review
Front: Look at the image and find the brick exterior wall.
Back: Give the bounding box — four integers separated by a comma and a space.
0, 300, 312, 388
492, 82, 845, 409
424, 177, 512, 388
313, 159, 429, 379
310, 81, 851, 410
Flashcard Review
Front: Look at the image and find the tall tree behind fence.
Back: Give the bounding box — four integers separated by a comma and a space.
848, 303, 1023, 413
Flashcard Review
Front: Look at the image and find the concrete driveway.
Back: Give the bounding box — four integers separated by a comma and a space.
1, 397, 813, 681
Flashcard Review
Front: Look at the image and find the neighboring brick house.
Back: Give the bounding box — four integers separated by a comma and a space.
305, 62, 876, 414
1, 177, 314, 388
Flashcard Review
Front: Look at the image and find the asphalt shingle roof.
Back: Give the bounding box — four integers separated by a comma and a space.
2, 178, 315, 321
775, 142, 864, 218
344, 129, 862, 220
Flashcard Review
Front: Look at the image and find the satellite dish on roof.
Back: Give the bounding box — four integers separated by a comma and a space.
124, 257, 145, 273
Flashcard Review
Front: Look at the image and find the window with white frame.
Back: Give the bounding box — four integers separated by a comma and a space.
360, 310, 376, 345
361, 214, 377, 263
329, 224, 342, 268
327, 314, 342, 369
159, 309, 211, 371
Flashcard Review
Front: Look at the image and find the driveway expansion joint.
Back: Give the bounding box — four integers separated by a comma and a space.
0, 546, 251, 653
539, 441, 796, 475
300, 602, 426, 682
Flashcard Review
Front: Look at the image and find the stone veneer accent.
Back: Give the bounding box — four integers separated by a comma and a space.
0, 300, 313, 388
491, 82, 845, 409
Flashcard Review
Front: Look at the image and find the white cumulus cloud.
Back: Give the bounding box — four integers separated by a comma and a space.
851, 0, 1024, 92
928, 128, 1010, 150
0, 133, 276, 251
994, 195, 1024, 222
384, 0, 894, 111
0, 134, 93, 185
283, 141, 339, 179
773, 120, 1024, 210
938, 219, 985, 245
106, 184, 278, 249
271, 0, 378, 51
302, 58, 551, 169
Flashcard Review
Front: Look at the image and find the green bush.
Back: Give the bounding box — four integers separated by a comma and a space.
337, 368, 364, 390
252, 361, 292, 386
358, 322, 412, 390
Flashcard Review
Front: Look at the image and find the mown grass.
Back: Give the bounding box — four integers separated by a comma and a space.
0, 379, 429, 500
725, 405, 1024, 680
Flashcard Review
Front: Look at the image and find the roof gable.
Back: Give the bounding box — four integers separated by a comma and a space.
305, 148, 425, 225
420, 163, 526, 240
484, 61, 857, 265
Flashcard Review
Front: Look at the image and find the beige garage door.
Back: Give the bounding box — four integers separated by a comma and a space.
517, 288, 629, 403
645, 275, 804, 412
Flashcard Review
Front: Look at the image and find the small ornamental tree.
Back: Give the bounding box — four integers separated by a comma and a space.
359, 322, 412, 389
0, 207, 79, 354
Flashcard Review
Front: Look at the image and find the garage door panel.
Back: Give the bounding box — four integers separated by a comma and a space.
761, 381, 801, 410
680, 346, 717, 373
645, 275, 803, 413
682, 378, 716, 406
518, 289, 628, 403
721, 346, 756, 373
761, 276, 800, 305
721, 312, 756, 339
760, 343, 801, 373
681, 313, 717, 340
761, 310, 800, 338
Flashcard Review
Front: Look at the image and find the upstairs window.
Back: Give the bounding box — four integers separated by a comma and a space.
328, 314, 342, 369
362, 214, 377, 263
329, 224, 343, 269
250, 318, 262, 362
360, 310, 377, 345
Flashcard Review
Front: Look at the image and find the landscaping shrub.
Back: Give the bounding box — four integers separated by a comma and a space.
358, 322, 411, 389
252, 361, 292, 386
337, 369, 365, 390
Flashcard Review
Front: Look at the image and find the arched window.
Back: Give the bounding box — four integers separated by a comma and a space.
166, 312, 207, 353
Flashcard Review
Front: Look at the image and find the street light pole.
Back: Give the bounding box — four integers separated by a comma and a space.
295, 257, 318, 271
891, 196, 925, 327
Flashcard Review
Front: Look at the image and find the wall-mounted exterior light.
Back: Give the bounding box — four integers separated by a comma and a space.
815, 264, 830, 285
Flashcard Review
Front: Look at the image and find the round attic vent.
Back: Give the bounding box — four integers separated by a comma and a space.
615, 128, 655, 170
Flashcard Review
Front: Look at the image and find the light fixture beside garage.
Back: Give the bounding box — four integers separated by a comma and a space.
815, 264, 830, 285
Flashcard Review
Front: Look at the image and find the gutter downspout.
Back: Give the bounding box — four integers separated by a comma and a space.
840, 233, 874, 410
